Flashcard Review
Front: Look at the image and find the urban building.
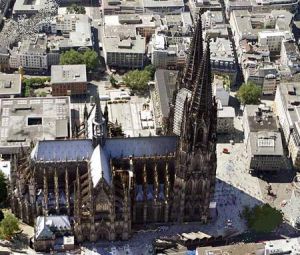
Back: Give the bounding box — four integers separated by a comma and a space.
275, 81, 300, 170
217, 101, 235, 134
103, 14, 161, 40
0, 96, 71, 155
10, 17, 217, 242
210, 37, 237, 84
258, 31, 293, 52
13, 0, 49, 17
0, 73, 22, 98
243, 104, 287, 172
151, 69, 179, 133
224, 0, 298, 19
43, 14, 93, 51
150, 33, 188, 69
189, 0, 222, 18
34, 216, 74, 252
280, 40, 300, 75
238, 40, 278, 95
0, 47, 10, 72
213, 77, 235, 134
159, 12, 193, 44
102, 0, 143, 16
143, 0, 184, 14
102, 34, 145, 69
196, 242, 265, 255
9, 34, 48, 71
51, 65, 87, 96
202, 10, 229, 39
230, 10, 293, 46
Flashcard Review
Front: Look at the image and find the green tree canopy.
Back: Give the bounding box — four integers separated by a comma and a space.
0, 213, 20, 240
0, 171, 7, 206
242, 204, 283, 233
82, 49, 99, 71
123, 69, 151, 92
67, 4, 86, 14
236, 82, 262, 105
60, 49, 84, 66
144, 64, 156, 79
60, 49, 98, 71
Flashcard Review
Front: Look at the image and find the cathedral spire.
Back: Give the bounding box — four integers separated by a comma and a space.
92, 95, 107, 147
182, 12, 203, 89
94, 95, 103, 124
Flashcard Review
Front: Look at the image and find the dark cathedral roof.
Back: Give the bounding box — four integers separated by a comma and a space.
104, 136, 178, 158
31, 136, 178, 186
182, 13, 203, 89
32, 136, 178, 162
189, 40, 212, 116
31, 139, 94, 161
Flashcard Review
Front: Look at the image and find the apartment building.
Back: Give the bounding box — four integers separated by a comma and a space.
9, 34, 48, 71
51, 65, 87, 96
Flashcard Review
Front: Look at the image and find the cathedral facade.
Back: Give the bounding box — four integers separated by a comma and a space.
10, 15, 217, 242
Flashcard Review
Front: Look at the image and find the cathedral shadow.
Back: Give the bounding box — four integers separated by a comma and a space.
216, 129, 244, 144
250, 165, 295, 184
87, 83, 98, 99
151, 178, 299, 251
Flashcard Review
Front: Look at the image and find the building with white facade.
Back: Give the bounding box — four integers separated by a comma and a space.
258, 31, 293, 52
224, 0, 298, 19
150, 33, 188, 69
143, 0, 184, 14
230, 10, 293, 46
9, 34, 48, 71
280, 40, 300, 75
275, 81, 300, 170
243, 104, 287, 172
210, 37, 237, 84
42, 14, 93, 51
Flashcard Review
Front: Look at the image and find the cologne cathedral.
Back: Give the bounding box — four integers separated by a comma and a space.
10, 15, 217, 241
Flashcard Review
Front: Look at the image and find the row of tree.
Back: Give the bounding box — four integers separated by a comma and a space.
60, 49, 99, 72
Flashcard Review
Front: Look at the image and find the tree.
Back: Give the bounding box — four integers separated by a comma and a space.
0, 171, 7, 206
242, 204, 283, 233
60, 49, 84, 66
67, 4, 86, 14
0, 213, 20, 240
123, 70, 151, 92
236, 82, 262, 105
82, 49, 99, 71
144, 64, 156, 79
60, 49, 98, 71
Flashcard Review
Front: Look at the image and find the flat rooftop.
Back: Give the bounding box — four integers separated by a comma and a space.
51, 65, 87, 84
103, 35, 145, 54
143, 0, 184, 8
0, 97, 71, 154
155, 69, 178, 117
13, 0, 50, 14
0, 73, 22, 96
196, 242, 265, 255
